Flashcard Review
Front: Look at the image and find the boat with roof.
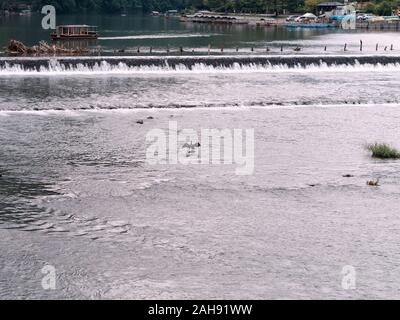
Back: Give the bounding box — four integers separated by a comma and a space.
51, 25, 99, 40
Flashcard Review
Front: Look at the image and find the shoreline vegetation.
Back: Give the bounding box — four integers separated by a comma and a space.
1, 0, 400, 16
367, 143, 400, 159
0, 0, 316, 15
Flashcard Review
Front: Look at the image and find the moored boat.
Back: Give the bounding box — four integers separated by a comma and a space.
51, 25, 99, 40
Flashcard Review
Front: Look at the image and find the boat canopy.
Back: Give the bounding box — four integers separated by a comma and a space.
55, 25, 98, 35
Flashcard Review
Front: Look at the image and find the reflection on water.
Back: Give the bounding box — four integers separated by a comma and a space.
0, 172, 60, 229
0, 128, 140, 241
53, 39, 99, 51
1, 14, 399, 56
0, 13, 340, 53
3, 105, 400, 299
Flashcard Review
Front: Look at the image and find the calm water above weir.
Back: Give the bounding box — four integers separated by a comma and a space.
1, 14, 400, 299
0, 14, 328, 50
1, 14, 400, 55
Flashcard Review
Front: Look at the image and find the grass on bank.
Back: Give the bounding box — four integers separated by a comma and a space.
367, 143, 400, 159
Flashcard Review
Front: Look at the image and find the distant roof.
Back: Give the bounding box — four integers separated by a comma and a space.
57, 25, 97, 28
317, 2, 344, 6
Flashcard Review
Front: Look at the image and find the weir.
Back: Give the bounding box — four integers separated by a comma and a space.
1, 54, 400, 71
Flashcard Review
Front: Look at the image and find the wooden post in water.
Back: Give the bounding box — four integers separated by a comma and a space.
391, 44, 394, 50
360, 40, 363, 51
344, 43, 347, 51
179, 46, 183, 54
137, 47, 140, 53
376, 43, 379, 51
324, 46, 327, 51
280, 45, 283, 52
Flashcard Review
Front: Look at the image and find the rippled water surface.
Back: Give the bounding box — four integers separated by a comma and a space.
2, 17, 400, 298
2, 102, 400, 299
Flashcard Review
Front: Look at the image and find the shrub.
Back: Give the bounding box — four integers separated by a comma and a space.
367, 143, 400, 159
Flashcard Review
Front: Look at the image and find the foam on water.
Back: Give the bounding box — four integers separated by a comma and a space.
1, 102, 399, 116
0, 60, 400, 76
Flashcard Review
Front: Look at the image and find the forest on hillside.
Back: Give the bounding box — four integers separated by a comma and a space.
0, 0, 399, 15
0, 0, 301, 14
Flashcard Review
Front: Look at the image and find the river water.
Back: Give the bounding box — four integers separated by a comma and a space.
1, 13, 399, 54
0, 13, 327, 51
1, 14, 400, 299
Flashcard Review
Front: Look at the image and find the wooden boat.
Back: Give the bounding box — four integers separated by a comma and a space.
51, 25, 98, 40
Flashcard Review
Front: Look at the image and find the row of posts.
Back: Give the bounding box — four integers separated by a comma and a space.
350, 40, 394, 51
107, 42, 395, 55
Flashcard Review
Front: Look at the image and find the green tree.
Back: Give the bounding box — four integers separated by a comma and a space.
1, 0, 396, 15
304, 0, 324, 12
374, 1, 394, 15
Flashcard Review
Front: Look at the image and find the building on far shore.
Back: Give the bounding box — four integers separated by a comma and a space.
1, 1, 32, 15
317, 2, 355, 17
317, 2, 345, 15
